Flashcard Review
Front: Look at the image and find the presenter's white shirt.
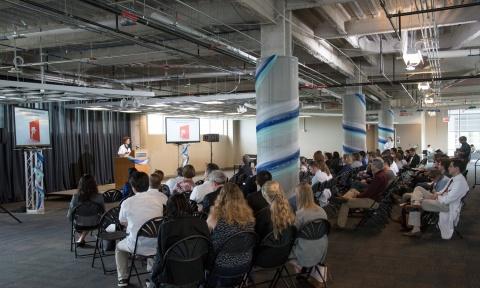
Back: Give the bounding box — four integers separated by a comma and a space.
190, 180, 216, 203
383, 141, 394, 151
118, 144, 131, 157
119, 191, 166, 254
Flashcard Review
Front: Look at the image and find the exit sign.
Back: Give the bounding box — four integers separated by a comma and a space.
443, 117, 449, 123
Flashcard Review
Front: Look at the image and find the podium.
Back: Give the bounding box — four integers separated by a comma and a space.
114, 149, 150, 189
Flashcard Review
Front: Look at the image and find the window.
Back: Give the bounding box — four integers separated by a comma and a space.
448, 109, 480, 156
147, 113, 165, 135
200, 118, 226, 135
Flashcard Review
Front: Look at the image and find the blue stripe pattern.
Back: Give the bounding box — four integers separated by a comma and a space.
342, 124, 367, 135
256, 108, 299, 132
343, 145, 362, 154
355, 93, 366, 106
255, 55, 277, 90
388, 109, 395, 116
378, 138, 387, 144
378, 126, 395, 133
257, 150, 300, 172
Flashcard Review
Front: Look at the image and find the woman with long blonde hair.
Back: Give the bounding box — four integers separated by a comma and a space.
207, 183, 255, 285
291, 183, 328, 268
257, 181, 295, 240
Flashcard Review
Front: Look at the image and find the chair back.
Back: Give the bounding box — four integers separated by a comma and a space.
161, 184, 171, 197
72, 201, 104, 229
254, 226, 296, 268
133, 216, 164, 255
98, 206, 121, 232
159, 235, 211, 286
210, 230, 257, 280
297, 219, 330, 240
103, 189, 123, 203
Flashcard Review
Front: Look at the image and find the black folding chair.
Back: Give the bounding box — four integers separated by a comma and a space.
154, 235, 211, 287
70, 201, 104, 258
91, 206, 128, 274
102, 189, 123, 203
249, 227, 297, 288
295, 219, 330, 288
207, 230, 257, 288
161, 184, 171, 197
128, 217, 164, 286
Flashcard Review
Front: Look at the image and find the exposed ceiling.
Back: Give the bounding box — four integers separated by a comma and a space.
0, 0, 479, 117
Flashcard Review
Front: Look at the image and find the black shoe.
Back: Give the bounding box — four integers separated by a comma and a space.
118, 279, 129, 287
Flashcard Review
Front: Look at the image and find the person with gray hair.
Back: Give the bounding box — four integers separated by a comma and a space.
337, 158, 389, 228
190, 163, 219, 204
200, 170, 228, 214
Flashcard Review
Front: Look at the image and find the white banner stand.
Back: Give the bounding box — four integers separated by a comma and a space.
24, 149, 45, 214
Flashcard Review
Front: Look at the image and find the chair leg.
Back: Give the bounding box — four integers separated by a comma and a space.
91, 238, 99, 268
455, 229, 464, 239
268, 268, 281, 288
314, 265, 327, 288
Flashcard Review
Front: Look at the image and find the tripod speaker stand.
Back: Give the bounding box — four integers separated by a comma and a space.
203, 134, 219, 163
0, 204, 22, 223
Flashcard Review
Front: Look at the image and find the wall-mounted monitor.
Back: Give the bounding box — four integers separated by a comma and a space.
14, 107, 51, 147
165, 117, 200, 144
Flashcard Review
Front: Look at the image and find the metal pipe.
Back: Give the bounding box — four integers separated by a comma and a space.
325, 74, 480, 88
378, 0, 401, 41
387, 2, 480, 17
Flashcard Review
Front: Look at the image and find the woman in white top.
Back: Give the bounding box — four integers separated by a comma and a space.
310, 161, 333, 206
118, 136, 132, 157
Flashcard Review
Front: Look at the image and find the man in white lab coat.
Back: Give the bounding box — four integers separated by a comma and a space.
404, 159, 469, 239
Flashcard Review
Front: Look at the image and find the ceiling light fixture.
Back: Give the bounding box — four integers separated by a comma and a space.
205, 110, 222, 113
179, 107, 199, 111
196, 101, 224, 105
237, 105, 247, 114
418, 82, 430, 91
424, 97, 434, 105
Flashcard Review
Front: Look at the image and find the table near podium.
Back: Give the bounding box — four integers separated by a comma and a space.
114, 149, 150, 189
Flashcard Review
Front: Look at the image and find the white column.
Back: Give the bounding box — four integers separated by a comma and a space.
256, 0, 299, 197
343, 72, 367, 153
378, 100, 395, 150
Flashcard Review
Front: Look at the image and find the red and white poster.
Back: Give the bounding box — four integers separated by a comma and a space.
29, 119, 40, 142
180, 125, 190, 140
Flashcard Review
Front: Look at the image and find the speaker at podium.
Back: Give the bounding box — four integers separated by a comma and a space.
114, 148, 149, 189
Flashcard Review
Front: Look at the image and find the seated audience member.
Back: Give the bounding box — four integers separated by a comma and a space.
67, 174, 105, 245
247, 170, 273, 214
402, 169, 450, 203
153, 169, 164, 179
239, 154, 253, 177
116, 172, 166, 287
206, 183, 255, 286
147, 173, 169, 203
291, 183, 328, 268
337, 158, 388, 228
311, 161, 333, 185
299, 156, 310, 183
201, 170, 227, 214
337, 154, 353, 175
173, 165, 196, 194
121, 167, 137, 199
325, 153, 333, 167
383, 156, 397, 179
313, 150, 325, 162
150, 194, 210, 287
190, 163, 219, 204
310, 161, 333, 207
165, 167, 183, 193
408, 148, 420, 168
329, 151, 342, 174
351, 153, 363, 169
404, 159, 469, 239
359, 151, 368, 166
254, 181, 295, 241
394, 152, 407, 170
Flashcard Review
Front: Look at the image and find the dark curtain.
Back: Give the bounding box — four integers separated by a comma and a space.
0, 103, 130, 203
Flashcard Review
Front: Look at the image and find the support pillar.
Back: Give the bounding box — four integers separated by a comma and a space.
343, 73, 367, 153
256, 0, 299, 196
378, 100, 395, 151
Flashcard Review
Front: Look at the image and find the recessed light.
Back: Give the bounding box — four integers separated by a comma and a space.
179, 107, 199, 111
197, 101, 224, 105
147, 103, 170, 107
205, 110, 222, 113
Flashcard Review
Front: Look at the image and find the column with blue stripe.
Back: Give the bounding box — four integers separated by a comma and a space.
378, 100, 395, 151
255, 55, 299, 197
343, 78, 367, 153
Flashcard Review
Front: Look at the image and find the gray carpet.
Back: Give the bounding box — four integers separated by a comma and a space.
1, 171, 479, 288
